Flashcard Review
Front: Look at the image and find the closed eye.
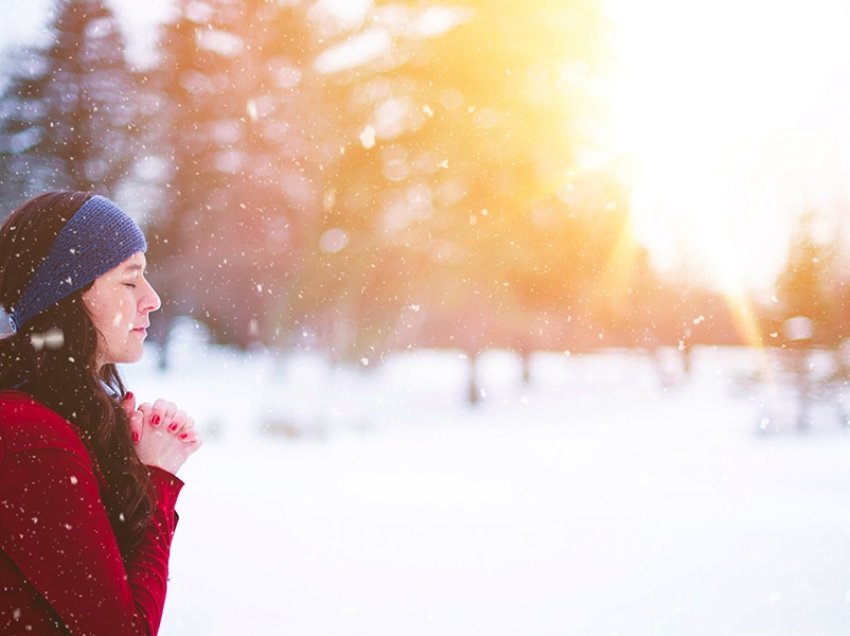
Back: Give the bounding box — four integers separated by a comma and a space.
123, 283, 137, 288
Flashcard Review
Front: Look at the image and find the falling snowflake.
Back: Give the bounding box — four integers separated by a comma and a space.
359, 125, 376, 149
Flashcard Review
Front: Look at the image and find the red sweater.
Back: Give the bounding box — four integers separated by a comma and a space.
0, 390, 183, 635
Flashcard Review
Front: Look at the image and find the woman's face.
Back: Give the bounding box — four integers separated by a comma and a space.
82, 252, 160, 368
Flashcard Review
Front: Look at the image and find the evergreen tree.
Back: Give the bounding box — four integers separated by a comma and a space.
148, 0, 335, 348
0, 0, 141, 203
308, 0, 631, 362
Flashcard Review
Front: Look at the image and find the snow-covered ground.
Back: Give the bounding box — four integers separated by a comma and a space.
122, 332, 850, 635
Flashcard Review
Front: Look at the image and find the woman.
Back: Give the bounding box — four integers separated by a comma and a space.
0, 192, 201, 634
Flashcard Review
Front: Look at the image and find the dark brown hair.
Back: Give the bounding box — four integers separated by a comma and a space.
0, 191, 153, 558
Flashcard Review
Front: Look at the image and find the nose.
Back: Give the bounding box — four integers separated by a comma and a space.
139, 277, 161, 314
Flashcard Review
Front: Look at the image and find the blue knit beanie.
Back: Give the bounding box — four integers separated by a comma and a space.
6, 195, 147, 333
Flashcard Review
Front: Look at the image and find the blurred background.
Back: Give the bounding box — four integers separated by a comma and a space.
4, 0, 850, 634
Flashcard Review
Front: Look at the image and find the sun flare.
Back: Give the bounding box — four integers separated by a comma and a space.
604, 0, 850, 294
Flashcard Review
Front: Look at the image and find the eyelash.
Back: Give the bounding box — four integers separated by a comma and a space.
123, 283, 137, 289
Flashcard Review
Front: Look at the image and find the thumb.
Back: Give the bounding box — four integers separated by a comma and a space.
129, 409, 144, 445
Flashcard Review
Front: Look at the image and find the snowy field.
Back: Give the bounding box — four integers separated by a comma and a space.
121, 329, 850, 636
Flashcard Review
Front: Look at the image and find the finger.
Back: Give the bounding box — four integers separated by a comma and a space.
178, 429, 199, 444
121, 391, 136, 419
137, 402, 153, 426
152, 399, 177, 428
167, 411, 190, 435
129, 410, 144, 445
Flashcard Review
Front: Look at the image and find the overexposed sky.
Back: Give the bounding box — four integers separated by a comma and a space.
2, 0, 174, 67
0, 0, 51, 48
605, 0, 850, 292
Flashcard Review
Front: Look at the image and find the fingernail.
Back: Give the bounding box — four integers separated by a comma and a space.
132, 431, 140, 443
151, 415, 161, 426
123, 391, 134, 402
179, 433, 189, 440
169, 422, 179, 432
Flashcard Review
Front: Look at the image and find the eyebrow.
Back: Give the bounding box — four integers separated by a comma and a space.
122, 264, 145, 274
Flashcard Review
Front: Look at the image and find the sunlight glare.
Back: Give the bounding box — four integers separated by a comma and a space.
605, 0, 850, 292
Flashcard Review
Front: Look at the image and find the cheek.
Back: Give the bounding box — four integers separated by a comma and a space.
110, 298, 134, 326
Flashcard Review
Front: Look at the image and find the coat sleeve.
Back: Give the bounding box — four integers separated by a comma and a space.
0, 446, 183, 635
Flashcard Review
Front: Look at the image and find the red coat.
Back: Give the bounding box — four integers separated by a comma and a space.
0, 390, 184, 635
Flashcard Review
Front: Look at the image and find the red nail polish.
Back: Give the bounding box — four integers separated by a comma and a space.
179, 432, 189, 440
169, 422, 179, 432
132, 431, 140, 443
123, 391, 134, 402
151, 415, 161, 426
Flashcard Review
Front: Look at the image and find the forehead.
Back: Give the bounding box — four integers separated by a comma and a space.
109, 251, 147, 275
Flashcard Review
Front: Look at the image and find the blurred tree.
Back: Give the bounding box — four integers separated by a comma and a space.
0, 0, 671, 379
310, 0, 634, 370
0, 0, 141, 203
776, 212, 840, 345
147, 0, 336, 352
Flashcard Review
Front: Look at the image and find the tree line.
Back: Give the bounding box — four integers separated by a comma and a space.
1, 0, 847, 363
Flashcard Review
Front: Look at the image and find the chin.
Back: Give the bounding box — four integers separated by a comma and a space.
113, 346, 145, 365
125, 349, 145, 364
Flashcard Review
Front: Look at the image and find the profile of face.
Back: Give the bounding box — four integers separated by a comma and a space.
82, 252, 160, 368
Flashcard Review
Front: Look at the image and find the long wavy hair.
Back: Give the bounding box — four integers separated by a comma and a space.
0, 192, 153, 558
